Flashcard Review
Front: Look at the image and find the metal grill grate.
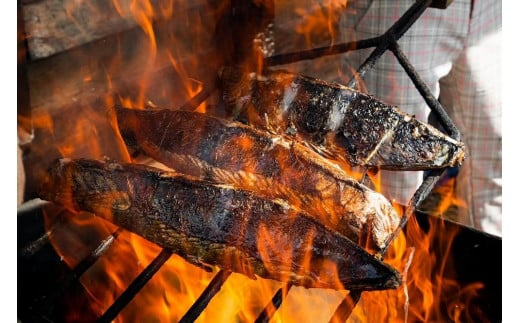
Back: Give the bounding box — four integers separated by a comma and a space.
18, 0, 469, 321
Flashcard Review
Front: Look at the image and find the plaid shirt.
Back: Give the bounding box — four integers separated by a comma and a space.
274, 0, 502, 235
337, 0, 502, 236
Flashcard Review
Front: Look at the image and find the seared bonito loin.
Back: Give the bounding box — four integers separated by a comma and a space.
218, 66, 465, 170
40, 158, 402, 291
115, 107, 400, 251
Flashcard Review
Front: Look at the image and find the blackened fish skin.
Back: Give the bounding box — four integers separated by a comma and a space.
40, 158, 401, 291
115, 107, 400, 251
218, 66, 465, 170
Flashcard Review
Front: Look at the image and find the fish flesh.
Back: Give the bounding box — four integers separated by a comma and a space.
115, 107, 400, 251
39, 158, 402, 291
218, 66, 465, 170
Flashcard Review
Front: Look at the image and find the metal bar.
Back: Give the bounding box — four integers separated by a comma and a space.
390, 0, 433, 41
328, 291, 362, 323
264, 36, 382, 67
17, 198, 49, 215
430, 0, 454, 9
20, 0, 463, 321
264, 0, 439, 69
328, 1, 445, 320
179, 85, 216, 111
74, 228, 123, 276
179, 270, 232, 323
328, 167, 443, 321
389, 41, 460, 140
18, 229, 51, 258
18, 203, 68, 258
348, 0, 432, 88
97, 248, 173, 323
95, 77, 216, 323
32, 228, 123, 318
254, 284, 292, 323
379, 169, 444, 257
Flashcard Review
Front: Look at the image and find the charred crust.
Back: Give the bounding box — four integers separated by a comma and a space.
43, 158, 401, 290
339, 95, 400, 164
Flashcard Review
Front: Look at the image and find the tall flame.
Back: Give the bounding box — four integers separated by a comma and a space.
24, 0, 491, 321
293, 0, 345, 48
345, 213, 487, 323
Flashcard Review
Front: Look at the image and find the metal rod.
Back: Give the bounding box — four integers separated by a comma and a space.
265, 36, 382, 67
18, 229, 52, 258
21, 1, 461, 321
254, 284, 292, 323
379, 169, 444, 257
18, 203, 68, 257
179, 85, 216, 111
348, 0, 432, 88
74, 228, 123, 276
96, 78, 215, 322
328, 1, 442, 320
17, 198, 49, 215
32, 228, 123, 318
328, 291, 362, 323
389, 42, 460, 140
389, 0, 433, 41
97, 248, 173, 323
179, 270, 232, 323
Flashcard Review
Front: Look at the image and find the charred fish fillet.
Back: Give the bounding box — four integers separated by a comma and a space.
218, 66, 465, 170
40, 158, 401, 291
115, 107, 400, 250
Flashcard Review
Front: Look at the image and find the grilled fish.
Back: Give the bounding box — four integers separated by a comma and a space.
39, 158, 402, 291
115, 107, 400, 250
218, 66, 465, 170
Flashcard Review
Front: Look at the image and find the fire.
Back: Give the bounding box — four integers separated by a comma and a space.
344, 209, 488, 323
292, 0, 345, 48
43, 204, 216, 322
427, 176, 468, 218
22, 0, 492, 322
167, 50, 207, 113
196, 274, 279, 322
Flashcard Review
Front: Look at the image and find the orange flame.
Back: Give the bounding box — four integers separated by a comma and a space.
430, 177, 468, 218
25, 0, 490, 322
294, 0, 345, 49
166, 50, 207, 113
344, 213, 488, 323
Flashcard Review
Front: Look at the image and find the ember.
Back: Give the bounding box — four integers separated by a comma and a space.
17, 0, 501, 322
